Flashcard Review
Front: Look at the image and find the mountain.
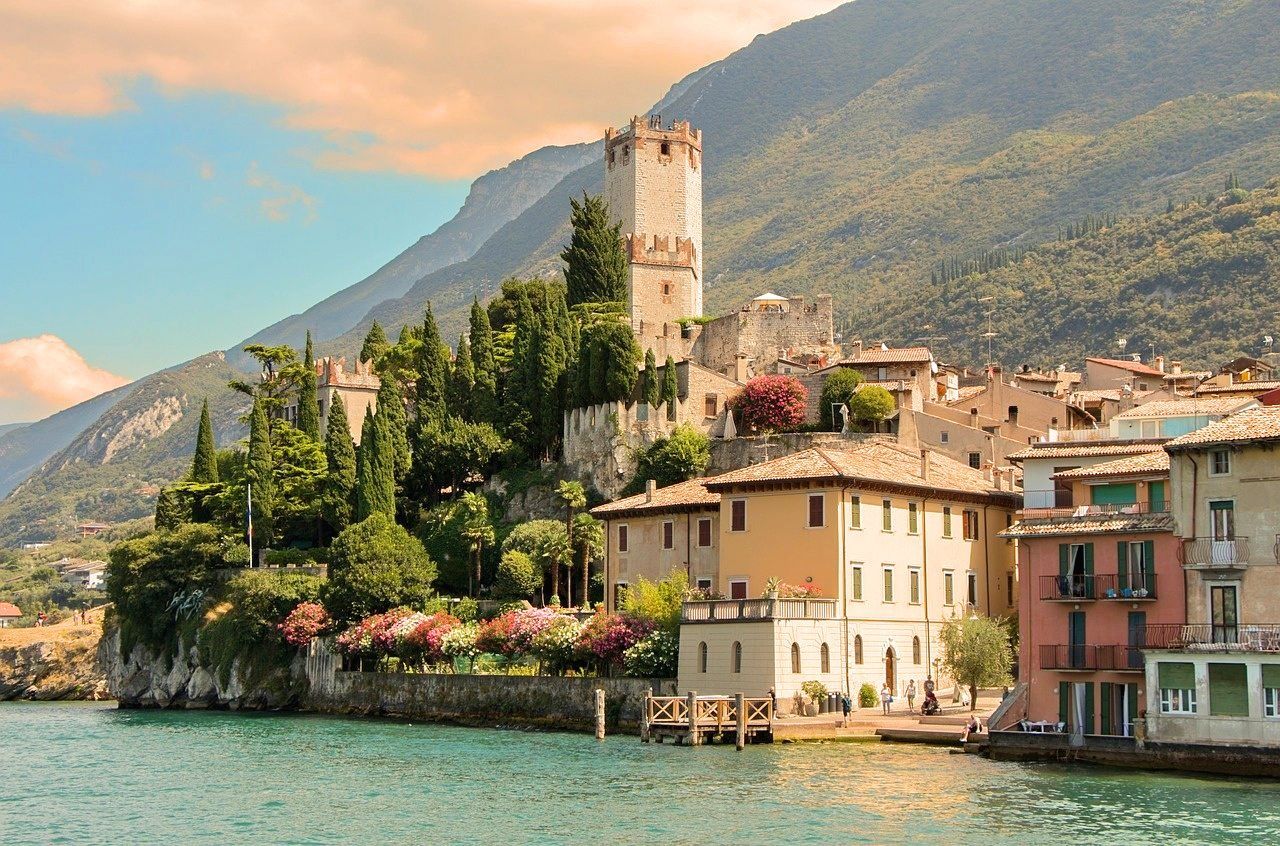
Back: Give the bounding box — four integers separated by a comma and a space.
0, 386, 133, 498
324, 0, 1280, 355
0, 353, 248, 547
0, 423, 28, 439
230, 143, 598, 367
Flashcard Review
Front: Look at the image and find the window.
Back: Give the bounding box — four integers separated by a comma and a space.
944, 571, 955, 606
662, 521, 674, 550
1209, 663, 1249, 717
730, 500, 747, 532
882, 499, 893, 532
704, 394, 718, 418
909, 568, 921, 605
963, 509, 979, 541
660, 141, 670, 156
808, 494, 825, 528
617, 524, 629, 552
636, 402, 649, 422
968, 452, 982, 470
877, 366, 888, 381
1007, 573, 1015, 604
854, 635, 864, 664
820, 643, 830, 674
1265, 666, 1280, 718
967, 572, 978, 606
908, 502, 919, 534
883, 567, 894, 602
1210, 449, 1231, 476
940, 430, 949, 444
661, 281, 672, 296
697, 518, 712, 547
850, 564, 863, 601
1209, 500, 1236, 542
732, 641, 742, 674
791, 642, 802, 674
698, 642, 707, 673
1139, 419, 1159, 439
729, 579, 748, 600
850, 495, 861, 529
1159, 662, 1197, 714
942, 506, 953, 538
695, 577, 712, 592
912, 636, 921, 665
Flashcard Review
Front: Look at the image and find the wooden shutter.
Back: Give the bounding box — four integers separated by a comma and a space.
1209, 663, 1249, 717
1142, 541, 1154, 579
1058, 682, 1069, 725
1084, 683, 1095, 734
1158, 662, 1194, 689
698, 518, 711, 547
1126, 683, 1139, 726
1101, 682, 1113, 735
1084, 543, 1094, 576
1264, 665, 1280, 689
663, 521, 673, 549
809, 494, 824, 527
1116, 541, 1129, 588
1059, 544, 1069, 578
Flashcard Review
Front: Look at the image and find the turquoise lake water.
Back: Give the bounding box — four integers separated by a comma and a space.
3, 702, 1280, 845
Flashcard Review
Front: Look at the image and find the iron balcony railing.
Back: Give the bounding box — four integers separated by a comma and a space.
1019, 496, 1169, 521
1179, 537, 1250, 567
1039, 573, 1157, 602
1039, 644, 1145, 671
681, 597, 837, 623
1144, 623, 1280, 652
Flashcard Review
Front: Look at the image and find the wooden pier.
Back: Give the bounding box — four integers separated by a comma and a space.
642, 691, 773, 747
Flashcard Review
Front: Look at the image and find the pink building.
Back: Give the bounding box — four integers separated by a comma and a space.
1001, 451, 1184, 735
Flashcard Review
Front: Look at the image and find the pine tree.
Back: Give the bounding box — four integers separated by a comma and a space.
469, 299, 499, 424
561, 193, 627, 306
322, 392, 356, 533
375, 377, 411, 482
416, 303, 450, 427
356, 406, 395, 520
360, 321, 390, 365
296, 330, 321, 440
191, 398, 219, 483
643, 348, 660, 408
448, 334, 475, 420
246, 396, 275, 545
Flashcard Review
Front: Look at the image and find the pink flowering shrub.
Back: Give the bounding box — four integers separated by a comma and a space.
336, 608, 415, 657
278, 602, 332, 647
401, 612, 460, 664
475, 611, 518, 656
575, 611, 654, 666
780, 583, 823, 598
732, 375, 807, 433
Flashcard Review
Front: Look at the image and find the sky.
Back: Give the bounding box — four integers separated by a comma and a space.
0, 0, 842, 425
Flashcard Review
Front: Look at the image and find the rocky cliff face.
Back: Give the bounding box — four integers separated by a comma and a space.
100, 629, 309, 710
0, 628, 109, 701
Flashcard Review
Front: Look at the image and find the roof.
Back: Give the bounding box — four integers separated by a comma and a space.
950, 386, 985, 403
1013, 371, 1061, 383
1086, 357, 1166, 377
1112, 397, 1255, 419
1165, 405, 1280, 450
1195, 380, 1280, 395
590, 477, 719, 518
1072, 388, 1124, 403
1164, 370, 1211, 381
999, 512, 1175, 539
1006, 441, 1166, 462
842, 346, 933, 365
702, 441, 1015, 502
752, 292, 789, 302
0, 602, 20, 618
1052, 451, 1169, 480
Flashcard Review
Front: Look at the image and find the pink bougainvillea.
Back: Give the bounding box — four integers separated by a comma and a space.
336, 608, 415, 657
780, 583, 823, 598
401, 612, 461, 664
575, 611, 654, 666
732, 375, 808, 433
278, 602, 332, 647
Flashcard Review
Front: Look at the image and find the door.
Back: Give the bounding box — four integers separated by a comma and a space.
1069, 611, 1087, 669
1211, 585, 1239, 644
1209, 500, 1236, 564
1127, 611, 1146, 669
885, 649, 897, 693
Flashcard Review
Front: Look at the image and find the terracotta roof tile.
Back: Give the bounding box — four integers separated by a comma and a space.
1194, 380, 1280, 395
0, 602, 21, 617
999, 511, 1174, 538
1052, 451, 1169, 479
1113, 397, 1255, 419
1165, 405, 1280, 449
590, 477, 719, 517
1006, 441, 1165, 461
844, 346, 934, 365
1086, 356, 1166, 377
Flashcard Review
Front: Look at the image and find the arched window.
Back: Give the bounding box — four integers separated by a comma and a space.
732, 641, 742, 674
820, 642, 831, 674
912, 636, 922, 665
854, 635, 864, 665
698, 641, 708, 673
790, 642, 801, 674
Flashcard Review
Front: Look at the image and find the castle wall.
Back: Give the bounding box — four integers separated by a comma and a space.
692, 295, 836, 377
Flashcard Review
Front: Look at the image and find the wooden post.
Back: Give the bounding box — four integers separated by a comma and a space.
640, 688, 652, 743
687, 690, 700, 746
735, 692, 746, 751
595, 688, 606, 741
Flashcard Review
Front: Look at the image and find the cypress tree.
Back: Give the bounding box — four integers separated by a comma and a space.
448, 334, 475, 420
643, 348, 660, 407
246, 396, 275, 544
561, 193, 627, 306
376, 377, 411, 482
297, 330, 321, 440
191, 398, 219, 483
416, 303, 449, 426
322, 392, 356, 533
360, 321, 390, 365
661, 355, 679, 412
469, 299, 499, 424
355, 406, 395, 520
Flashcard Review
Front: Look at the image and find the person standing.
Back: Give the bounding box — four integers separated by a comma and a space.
906, 679, 917, 713
880, 682, 892, 716
840, 692, 852, 725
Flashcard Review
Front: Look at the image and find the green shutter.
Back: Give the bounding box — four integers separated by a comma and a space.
1142, 541, 1154, 580
1059, 682, 1069, 725
1084, 543, 1094, 576
1209, 664, 1249, 717
1262, 665, 1280, 688
1101, 682, 1113, 735
1084, 683, 1095, 734
1092, 483, 1137, 506
1149, 481, 1165, 510
1116, 541, 1129, 588
1059, 543, 1069, 578
1159, 662, 1195, 689
1126, 683, 1139, 724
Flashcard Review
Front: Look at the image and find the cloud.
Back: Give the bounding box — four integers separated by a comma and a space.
0, 335, 130, 424
0, 1, 842, 178
246, 161, 318, 222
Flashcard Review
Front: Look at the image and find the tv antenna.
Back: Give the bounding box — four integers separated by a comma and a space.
978, 296, 997, 366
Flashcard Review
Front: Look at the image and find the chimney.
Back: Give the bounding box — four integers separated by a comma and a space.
919, 449, 930, 482
1171, 360, 1183, 375
1155, 355, 1166, 373
850, 339, 864, 359
994, 468, 1004, 491
983, 462, 994, 482
969, 407, 979, 428
645, 479, 657, 502
735, 353, 750, 383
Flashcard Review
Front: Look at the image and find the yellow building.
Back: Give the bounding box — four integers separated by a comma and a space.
676, 441, 1020, 708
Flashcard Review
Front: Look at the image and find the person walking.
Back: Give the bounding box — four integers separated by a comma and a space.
880, 682, 892, 716
840, 692, 852, 725
906, 679, 917, 713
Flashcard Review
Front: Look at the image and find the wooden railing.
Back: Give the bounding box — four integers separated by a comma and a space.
643, 692, 773, 746
681, 597, 837, 622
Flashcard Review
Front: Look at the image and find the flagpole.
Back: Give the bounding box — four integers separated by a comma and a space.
247, 482, 254, 568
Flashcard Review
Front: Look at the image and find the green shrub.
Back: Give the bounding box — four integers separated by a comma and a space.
493, 550, 540, 599
859, 683, 878, 709
324, 513, 437, 624
819, 369, 863, 430
801, 680, 829, 703
628, 425, 710, 493
618, 570, 687, 633
198, 570, 324, 685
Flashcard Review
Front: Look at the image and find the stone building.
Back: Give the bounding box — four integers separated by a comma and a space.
281, 356, 380, 444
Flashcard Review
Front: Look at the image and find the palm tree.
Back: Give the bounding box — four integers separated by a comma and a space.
538, 528, 573, 606
459, 492, 494, 597
556, 480, 586, 606
573, 513, 604, 610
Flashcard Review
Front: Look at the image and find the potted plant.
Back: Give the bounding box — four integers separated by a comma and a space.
763, 577, 781, 600
801, 680, 828, 715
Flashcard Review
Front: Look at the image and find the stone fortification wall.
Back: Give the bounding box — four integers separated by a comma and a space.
693, 295, 836, 376
707, 432, 880, 474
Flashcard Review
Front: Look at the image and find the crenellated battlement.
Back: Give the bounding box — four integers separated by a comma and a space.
626, 233, 697, 272
605, 114, 702, 154
317, 355, 380, 390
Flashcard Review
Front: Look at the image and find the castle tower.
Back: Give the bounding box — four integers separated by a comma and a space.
604, 115, 703, 337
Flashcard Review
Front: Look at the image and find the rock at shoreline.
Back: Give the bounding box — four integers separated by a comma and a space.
0, 620, 110, 701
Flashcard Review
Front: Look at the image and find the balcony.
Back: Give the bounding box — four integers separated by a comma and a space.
1039, 644, 1145, 671
1039, 573, 1157, 602
1144, 623, 1280, 653
681, 597, 837, 623
1019, 495, 1168, 522
1179, 537, 1249, 568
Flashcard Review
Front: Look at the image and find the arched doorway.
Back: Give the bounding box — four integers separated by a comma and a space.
885, 647, 897, 693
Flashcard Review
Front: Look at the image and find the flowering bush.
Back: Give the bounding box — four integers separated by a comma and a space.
401, 611, 461, 664
779, 583, 823, 598
530, 615, 584, 672
731, 374, 807, 433
335, 608, 414, 657
576, 611, 654, 666
475, 611, 518, 656
278, 601, 332, 647
441, 622, 480, 662
622, 630, 679, 678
